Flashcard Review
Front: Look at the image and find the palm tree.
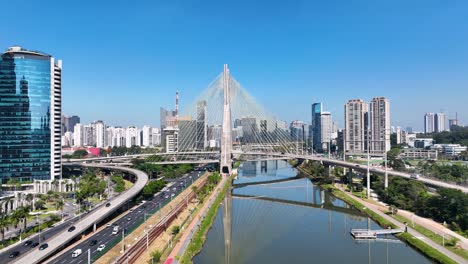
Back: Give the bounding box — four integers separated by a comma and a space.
56, 199, 64, 220
0, 215, 10, 243
15, 206, 30, 231
26, 193, 34, 208
52, 179, 59, 192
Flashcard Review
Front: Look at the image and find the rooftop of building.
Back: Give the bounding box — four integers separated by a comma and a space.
3, 46, 52, 57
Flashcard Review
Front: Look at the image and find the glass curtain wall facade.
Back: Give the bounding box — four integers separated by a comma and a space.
0, 47, 62, 183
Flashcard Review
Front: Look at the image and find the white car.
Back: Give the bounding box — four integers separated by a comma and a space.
97, 244, 106, 251
171, 193, 175, 197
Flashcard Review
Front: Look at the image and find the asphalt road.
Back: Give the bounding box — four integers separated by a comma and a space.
47, 168, 205, 264
0, 209, 91, 263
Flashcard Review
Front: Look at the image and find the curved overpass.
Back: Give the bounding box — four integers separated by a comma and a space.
17, 164, 149, 264
242, 152, 468, 193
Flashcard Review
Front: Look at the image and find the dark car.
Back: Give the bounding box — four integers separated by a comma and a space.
105, 202, 111, 207
24, 240, 32, 247
30, 242, 39, 248
39, 243, 48, 250
9, 251, 20, 258
90, 239, 98, 246
68, 226, 76, 232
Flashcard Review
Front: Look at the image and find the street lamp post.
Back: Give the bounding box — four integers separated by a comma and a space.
367, 126, 371, 199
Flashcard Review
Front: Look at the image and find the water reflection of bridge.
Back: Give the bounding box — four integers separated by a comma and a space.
232, 193, 365, 217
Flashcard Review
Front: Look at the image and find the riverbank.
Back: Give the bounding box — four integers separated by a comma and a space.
333, 185, 463, 264
175, 174, 233, 264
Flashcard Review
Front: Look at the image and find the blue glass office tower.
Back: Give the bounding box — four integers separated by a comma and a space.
0, 46, 62, 183
311, 102, 322, 151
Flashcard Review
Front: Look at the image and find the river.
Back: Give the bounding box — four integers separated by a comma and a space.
193, 160, 432, 264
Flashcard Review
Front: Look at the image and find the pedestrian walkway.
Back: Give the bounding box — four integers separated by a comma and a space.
337, 186, 466, 264
165, 177, 228, 264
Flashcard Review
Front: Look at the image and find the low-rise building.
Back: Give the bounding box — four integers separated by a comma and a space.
430, 144, 467, 156
401, 148, 438, 160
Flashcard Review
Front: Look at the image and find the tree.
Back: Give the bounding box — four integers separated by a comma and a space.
0, 215, 10, 243
150, 250, 162, 263
171, 225, 180, 235
72, 149, 88, 158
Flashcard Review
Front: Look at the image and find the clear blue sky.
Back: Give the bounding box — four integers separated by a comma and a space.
2, 0, 468, 130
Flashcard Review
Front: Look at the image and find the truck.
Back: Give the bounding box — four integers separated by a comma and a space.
410, 173, 420, 179
72, 249, 82, 258
112, 225, 119, 235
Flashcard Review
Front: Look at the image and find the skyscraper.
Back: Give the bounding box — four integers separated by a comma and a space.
311, 103, 322, 150
424, 113, 435, 133
63, 115, 80, 133
196, 100, 207, 150
344, 99, 369, 154
0, 46, 62, 182
320, 112, 332, 152
435, 113, 446, 133
369, 97, 391, 154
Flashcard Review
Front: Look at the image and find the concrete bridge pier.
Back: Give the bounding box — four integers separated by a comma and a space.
93, 222, 96, 232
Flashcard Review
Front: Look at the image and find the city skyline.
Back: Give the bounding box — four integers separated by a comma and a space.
2, 1, 468, 129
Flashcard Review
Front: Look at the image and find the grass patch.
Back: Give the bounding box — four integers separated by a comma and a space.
329, 186, 461, 264
179, 175, 234, 264
392, 214, 467, 260
398, 232, 458, 264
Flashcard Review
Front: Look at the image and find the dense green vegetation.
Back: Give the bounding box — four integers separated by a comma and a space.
418, 161, 468, 184
75, 174, 107, 206
109, 146, 159, 156
330, 186, 458, 264
420, 126, 468, 147
141, 180, 166, 199
180, 174, 232, 264
373, 177, 468, 235
111, 175, 126, 193
133, 156, 195, 179
193, 172, 222, 203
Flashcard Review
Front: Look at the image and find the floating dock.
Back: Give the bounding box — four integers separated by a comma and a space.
350, 228, 404, 239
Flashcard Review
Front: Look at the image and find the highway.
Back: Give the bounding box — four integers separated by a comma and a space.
15, 165, 149, 264
241, 152, 468, 193
74, 152, 468, 193
46, 168, 204, 264
1, 214, 80, 263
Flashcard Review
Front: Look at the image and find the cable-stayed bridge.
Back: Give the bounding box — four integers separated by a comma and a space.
65, 64, 467, 194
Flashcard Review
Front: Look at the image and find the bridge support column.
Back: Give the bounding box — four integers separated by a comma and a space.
220, 64, 232, 175
93, 223, 96, 232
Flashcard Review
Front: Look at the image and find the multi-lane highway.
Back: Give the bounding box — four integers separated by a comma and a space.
1, 214, 81, 264
47, 169, 204, 264
15, 165, 149, 264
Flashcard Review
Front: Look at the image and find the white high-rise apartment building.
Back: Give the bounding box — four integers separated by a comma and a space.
151, 128, 161, 146
62, 131, 73, 146
111, 127, 126, 147
142, 125, 152, 147
94, 120, 106, 148
370, 97, 391, 154
73, 123, 84, 147
435, 113, 447, 133
106, 127, 114, 147
424, 113, 435, 133
83, 124, 94, 146
126, 126, 140, 147
344, 99, 369, 154
320, 112, 332, 152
